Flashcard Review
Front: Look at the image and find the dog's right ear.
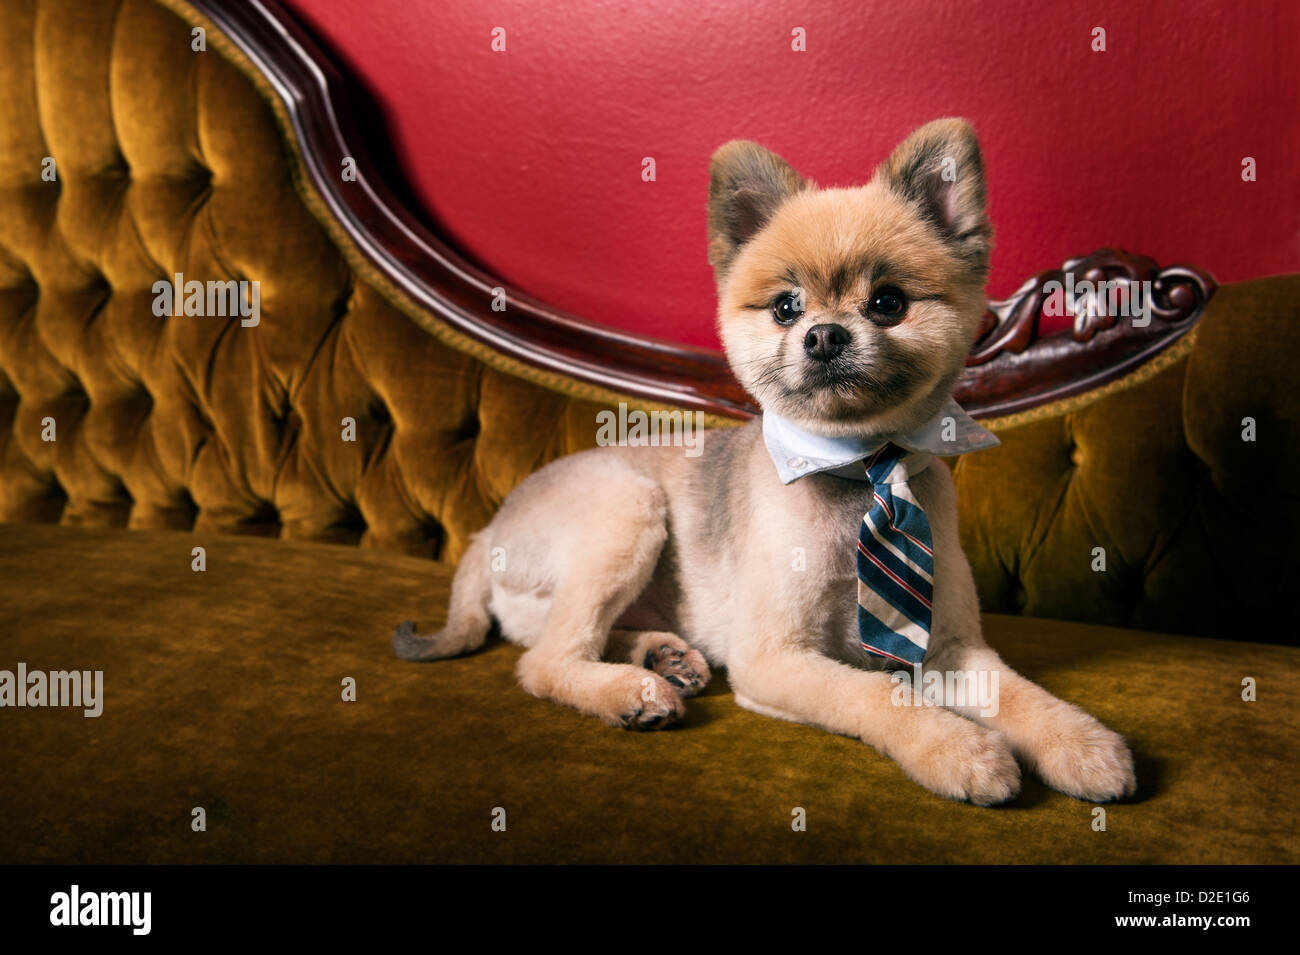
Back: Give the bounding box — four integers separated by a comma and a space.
707, 141, 806, 279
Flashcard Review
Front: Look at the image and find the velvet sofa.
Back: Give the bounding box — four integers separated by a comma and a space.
1, 0, 1297, 864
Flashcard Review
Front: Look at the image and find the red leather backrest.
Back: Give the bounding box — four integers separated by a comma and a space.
284, 0, 1299, 348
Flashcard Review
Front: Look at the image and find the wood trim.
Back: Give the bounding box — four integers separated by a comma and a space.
961, 248, 1216, 418
185, 0, 1218, 422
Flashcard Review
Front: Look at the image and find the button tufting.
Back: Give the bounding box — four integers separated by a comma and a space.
250, 501, 282, 532
190, 166, 213, 201
334, 504, 367, 535
174, 489, 199, 527
331, 284, 353, 321
84, 270, 110, 296
457, 414, 480, 442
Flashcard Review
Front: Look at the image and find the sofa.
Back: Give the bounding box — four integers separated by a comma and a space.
1, 0, 1296, 864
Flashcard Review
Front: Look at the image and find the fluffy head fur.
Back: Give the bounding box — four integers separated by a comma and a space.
708, 118, 993, 437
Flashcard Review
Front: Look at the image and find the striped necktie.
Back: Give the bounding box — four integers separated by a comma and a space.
857, 444, 935, 666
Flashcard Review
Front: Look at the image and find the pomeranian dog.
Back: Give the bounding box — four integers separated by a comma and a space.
396, 119, 1136, 806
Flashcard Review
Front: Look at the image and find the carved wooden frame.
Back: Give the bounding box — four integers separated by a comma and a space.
186, 0, 1217, 421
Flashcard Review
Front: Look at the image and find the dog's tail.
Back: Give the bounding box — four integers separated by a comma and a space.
394, 531, 493, 661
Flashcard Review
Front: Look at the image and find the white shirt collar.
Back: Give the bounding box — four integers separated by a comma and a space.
762, 397, 1000, 484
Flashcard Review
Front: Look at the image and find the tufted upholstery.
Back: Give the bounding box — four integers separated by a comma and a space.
0, 0, 610, 563
954, 276, 1300, 641
0, 0, 1296, 639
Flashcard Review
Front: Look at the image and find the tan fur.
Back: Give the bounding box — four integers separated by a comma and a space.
719, 183, 986, 436
400, 119, 1136, 804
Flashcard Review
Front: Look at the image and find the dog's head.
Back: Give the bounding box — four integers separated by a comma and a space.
708, 118, 992, 437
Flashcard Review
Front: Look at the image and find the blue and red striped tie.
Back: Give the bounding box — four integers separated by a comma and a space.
857, 444, 935, 666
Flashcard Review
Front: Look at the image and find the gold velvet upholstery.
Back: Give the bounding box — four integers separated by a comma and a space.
1, 0, 1297, 864
3, 523, 1297, 864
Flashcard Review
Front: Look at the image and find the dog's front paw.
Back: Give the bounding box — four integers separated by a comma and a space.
900, 716, 1021, 806
899, 717, 1019, 805
1030, 710, 1136, 802
614, 673, 685, 731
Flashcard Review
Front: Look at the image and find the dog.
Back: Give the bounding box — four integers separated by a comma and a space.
395, 119, 1137, 806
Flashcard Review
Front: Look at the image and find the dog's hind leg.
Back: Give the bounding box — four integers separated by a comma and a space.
513, 475, 687, 730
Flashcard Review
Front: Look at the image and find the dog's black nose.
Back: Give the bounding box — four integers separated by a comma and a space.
804, 323, 850, 362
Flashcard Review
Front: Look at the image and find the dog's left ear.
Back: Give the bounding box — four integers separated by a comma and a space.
875, 118, 991, 273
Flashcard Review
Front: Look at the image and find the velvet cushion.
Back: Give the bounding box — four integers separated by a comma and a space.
1, 523, 1296, 864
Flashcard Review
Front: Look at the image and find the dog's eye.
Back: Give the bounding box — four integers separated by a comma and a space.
772, 291, 804, 326
865, 287, 907, 325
